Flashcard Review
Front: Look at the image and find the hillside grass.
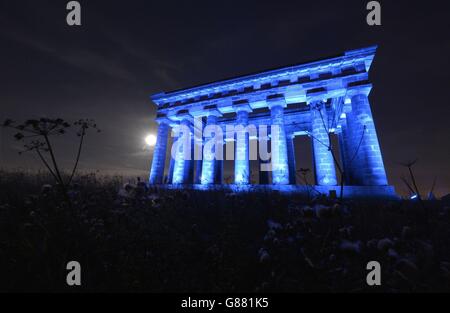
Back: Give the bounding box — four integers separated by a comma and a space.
0, 170, 449, 292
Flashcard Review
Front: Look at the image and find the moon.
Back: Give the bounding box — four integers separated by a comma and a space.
145, 134, 157, 146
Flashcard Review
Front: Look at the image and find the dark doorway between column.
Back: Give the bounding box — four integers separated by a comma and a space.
294, 135, 314, 186
249, 138, 258, 184
330, 133, 343, 184
223, 141, 235, 185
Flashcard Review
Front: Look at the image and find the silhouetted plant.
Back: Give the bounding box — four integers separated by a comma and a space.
296, 167, 320, 200
428, 177, 437, 200
2, 118, 100, 191
400, 159, 422, 201
224, 175, 233, 184
296, 168, 311, 185
401, 176, 416, 196
69, 119, 100, 185
400, 159, 428, 221
306, 103, 366, 201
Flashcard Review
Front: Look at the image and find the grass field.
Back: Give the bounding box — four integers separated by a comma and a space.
0, 170, 449, 292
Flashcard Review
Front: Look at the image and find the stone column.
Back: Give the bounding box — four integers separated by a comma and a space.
258, 129, 270, 185
286, 133, 297, 185
268, 97, 289, 185
193, 116, 204, 184
149, 121, 169, 184
234, 109, 250, 184
186, 134, 195, 184
346, 88, 388, 186
310, 102, 337, 186
338, 117, 353, 185
201, 115, 219, 184
167, 138, 176, 184
172, 118, 193, 184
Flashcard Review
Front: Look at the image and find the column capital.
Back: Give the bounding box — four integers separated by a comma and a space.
346, 83, 372, 98
307, 97, 328, 106
286, 132, 295, 139
306, 87, 328, 104
149, 121, 170, 184
308, 99, 328, 111
266, 94, 287, 109
155, 112, 174, 125
204, 108, 223, 117
191, 103, 223, 118
232, 99, 252, 113
175, 111, 194, 124
171, 114, 195, 136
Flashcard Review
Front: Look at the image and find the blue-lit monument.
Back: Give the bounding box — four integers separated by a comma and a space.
148, 46, 397, 198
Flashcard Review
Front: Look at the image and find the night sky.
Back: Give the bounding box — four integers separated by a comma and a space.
1, 0, 449, 196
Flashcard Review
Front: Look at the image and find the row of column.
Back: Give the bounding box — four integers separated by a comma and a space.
340, 92, 388, 186
311, 91, 388, 186
149, 92, 388, 186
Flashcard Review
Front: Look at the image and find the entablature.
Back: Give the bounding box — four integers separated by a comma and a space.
151, 46, 377, 117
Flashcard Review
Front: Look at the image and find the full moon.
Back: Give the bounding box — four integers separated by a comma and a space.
145, 134, 157, 146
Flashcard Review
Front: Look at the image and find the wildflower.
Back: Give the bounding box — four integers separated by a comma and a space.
22, 222, 33, 229
67, 184, 80, 198
124, 183, 135, 193
263, 229, 276, 242
339, 226, 354, 239
287, 204, 302, 216
266, 219, 282, 230
180, 190, 190, 201
314, 204, 332, 219
388, 248, 400, 260
118, 183, 136, 199
332, 203, 350, 216
272, 238, 280, 246
191, 223, 199, 236
301, 205, 315, 218
284, 223, 294, 234
331, 203, 342, 214
136, 177, 148, 191
301, 248, 315, 267
367, 239, 378, 250
286, 236, 294, 244
395, 258, 419, 280
148, 194, 161, 208
339, 240, 362, 254
440, 261, 450, 279
401, 226, 413, 240
377, 238, 394, 251
258, 248, 270, 263
416, 240, 434, 261
40, 184, 52, 194
225, 192, 237, 199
